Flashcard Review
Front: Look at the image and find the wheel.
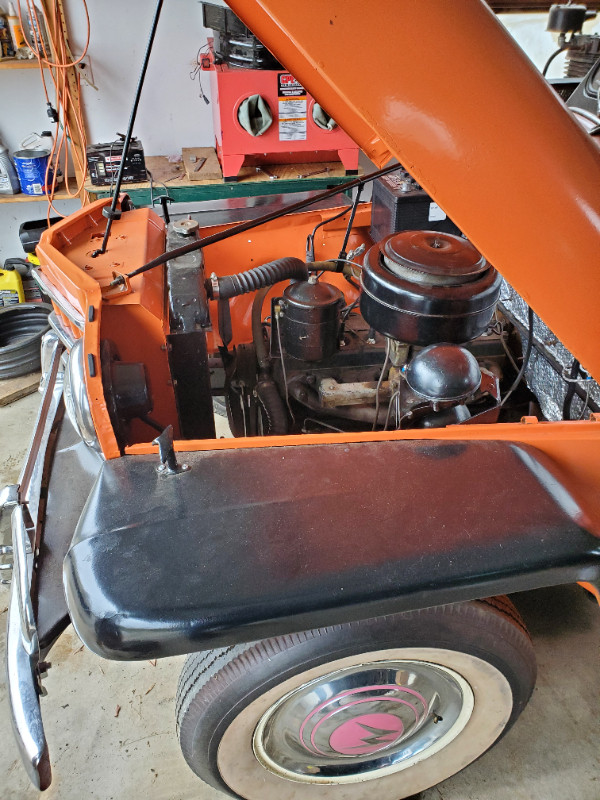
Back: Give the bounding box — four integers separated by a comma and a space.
176, 597, 536, 799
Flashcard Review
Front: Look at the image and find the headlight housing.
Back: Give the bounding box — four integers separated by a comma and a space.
63, 338, 99, 450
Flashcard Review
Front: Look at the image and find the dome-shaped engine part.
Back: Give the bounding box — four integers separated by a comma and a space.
280, 278, 345, 361
405, 343, 481, 402
360, 231, 502, 345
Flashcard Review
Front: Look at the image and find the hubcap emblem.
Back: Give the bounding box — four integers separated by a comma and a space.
328, 714, 405, 755
298, 684, 428, 758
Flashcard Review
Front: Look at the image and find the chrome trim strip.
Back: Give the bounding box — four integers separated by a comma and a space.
48, 311, 76, 350
19, 342, 63, 506
32, 269, 85, 331
7, 565, 50, 790
5, 340, 65, 791
12, 508, 37, 655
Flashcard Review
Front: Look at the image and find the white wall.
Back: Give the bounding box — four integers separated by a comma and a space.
498, 11, 600, 75
0, 0, 216, 262
65, 0, 217, 156
1, 6, 599, 262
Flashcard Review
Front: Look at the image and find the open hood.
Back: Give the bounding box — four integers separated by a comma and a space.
227, 0, 600, 379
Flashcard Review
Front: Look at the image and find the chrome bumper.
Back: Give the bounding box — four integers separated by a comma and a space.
3, 335, 65, 791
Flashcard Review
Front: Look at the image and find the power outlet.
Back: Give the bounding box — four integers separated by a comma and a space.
77, 57, 97, 90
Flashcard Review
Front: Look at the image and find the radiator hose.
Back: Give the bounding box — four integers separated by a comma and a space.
251, 286, 289, 435
211, 257, 308, 300
257, 379, 289, 435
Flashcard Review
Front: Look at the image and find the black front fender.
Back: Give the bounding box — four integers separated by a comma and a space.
64, 439, 600, 661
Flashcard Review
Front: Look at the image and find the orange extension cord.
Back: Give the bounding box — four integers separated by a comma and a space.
17, 0, 90, 221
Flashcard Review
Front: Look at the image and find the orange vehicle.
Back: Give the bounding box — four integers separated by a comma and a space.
3, 1, 600, 797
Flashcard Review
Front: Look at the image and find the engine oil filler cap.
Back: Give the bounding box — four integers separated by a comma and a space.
360, 230, 502, 346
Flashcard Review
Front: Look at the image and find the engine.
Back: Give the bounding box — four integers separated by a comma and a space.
223, 230, 512, 437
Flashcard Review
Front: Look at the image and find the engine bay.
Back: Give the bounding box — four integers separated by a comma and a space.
103, 200, 545, 447
43, 176, 599, 456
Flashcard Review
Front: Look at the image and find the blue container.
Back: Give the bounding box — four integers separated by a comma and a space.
13, 149, 53, 196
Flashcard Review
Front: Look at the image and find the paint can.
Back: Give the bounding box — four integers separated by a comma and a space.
13, 149, 52, 195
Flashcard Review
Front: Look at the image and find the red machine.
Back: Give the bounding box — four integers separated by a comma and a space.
203, 47, 360, 180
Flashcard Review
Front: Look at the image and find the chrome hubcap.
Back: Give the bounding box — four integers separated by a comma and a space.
253, 659, 473, 784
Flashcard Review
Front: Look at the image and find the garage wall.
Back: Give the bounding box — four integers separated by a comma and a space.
0, 6, 598, 261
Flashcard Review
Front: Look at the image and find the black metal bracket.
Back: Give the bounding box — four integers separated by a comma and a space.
152, 425, 189, 475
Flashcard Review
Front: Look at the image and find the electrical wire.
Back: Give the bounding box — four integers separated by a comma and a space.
114, 161, 403, 285
383, 389, 400, 431
542, 44, 568, 77
338, 184, 364, 260
190, 43, 210, 104
17, 0, 90, 221
577, 381, 591, 420
301, 417, 344, 434
372, 337, 391, 430
275, 316, 295, 425
335, 256, 367, 278
500, 306, 534, 407
341, 296, 360, 322
306, 206, 352, 261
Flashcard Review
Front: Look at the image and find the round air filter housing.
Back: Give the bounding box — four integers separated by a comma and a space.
360, 231, 502, 345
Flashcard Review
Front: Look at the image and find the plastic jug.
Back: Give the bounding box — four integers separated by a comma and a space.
0, 141, 21, 194
0, 267, 25, 306
4, 258, 42, 302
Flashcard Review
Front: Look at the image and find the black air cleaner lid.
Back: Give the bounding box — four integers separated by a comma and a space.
381, 231, 488, 286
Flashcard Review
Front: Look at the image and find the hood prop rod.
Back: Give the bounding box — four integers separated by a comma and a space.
110, 161, 403, 287
92, 0, 164, 258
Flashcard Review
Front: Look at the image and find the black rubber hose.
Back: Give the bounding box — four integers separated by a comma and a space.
214, 257, 308, 300
252, 286, 271, 374
250, 287, 289, 434
257, 379, 289, 435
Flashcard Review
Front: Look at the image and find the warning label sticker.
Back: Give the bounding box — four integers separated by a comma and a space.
278, 73, 306, 97
279, 98, 307, 141
428, 202, 447, 222
278, 73, 307, 141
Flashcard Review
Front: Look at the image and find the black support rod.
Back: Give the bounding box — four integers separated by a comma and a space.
92, 0, 164, 258
110, 161, 402, 286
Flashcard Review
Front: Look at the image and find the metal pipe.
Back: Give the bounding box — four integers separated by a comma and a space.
92, 0, 164, 257
110, 162, 402, 287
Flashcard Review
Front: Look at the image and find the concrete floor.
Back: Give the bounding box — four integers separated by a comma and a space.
1, 392, 598, 800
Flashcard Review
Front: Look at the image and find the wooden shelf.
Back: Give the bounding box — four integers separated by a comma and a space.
85, 153, 361, 205
0, 58, 41, 70
0, 177, 80, 204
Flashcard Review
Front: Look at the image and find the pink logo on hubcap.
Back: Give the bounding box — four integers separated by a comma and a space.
328, 713, 404, 756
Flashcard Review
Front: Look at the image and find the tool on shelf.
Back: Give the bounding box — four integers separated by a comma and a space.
297, 166, 330, 179
255, 165, 279, 180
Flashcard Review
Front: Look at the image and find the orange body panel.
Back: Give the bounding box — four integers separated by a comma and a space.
579, 581, 600, 603
37, 199, 171, 459
227, 0, 600, 380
